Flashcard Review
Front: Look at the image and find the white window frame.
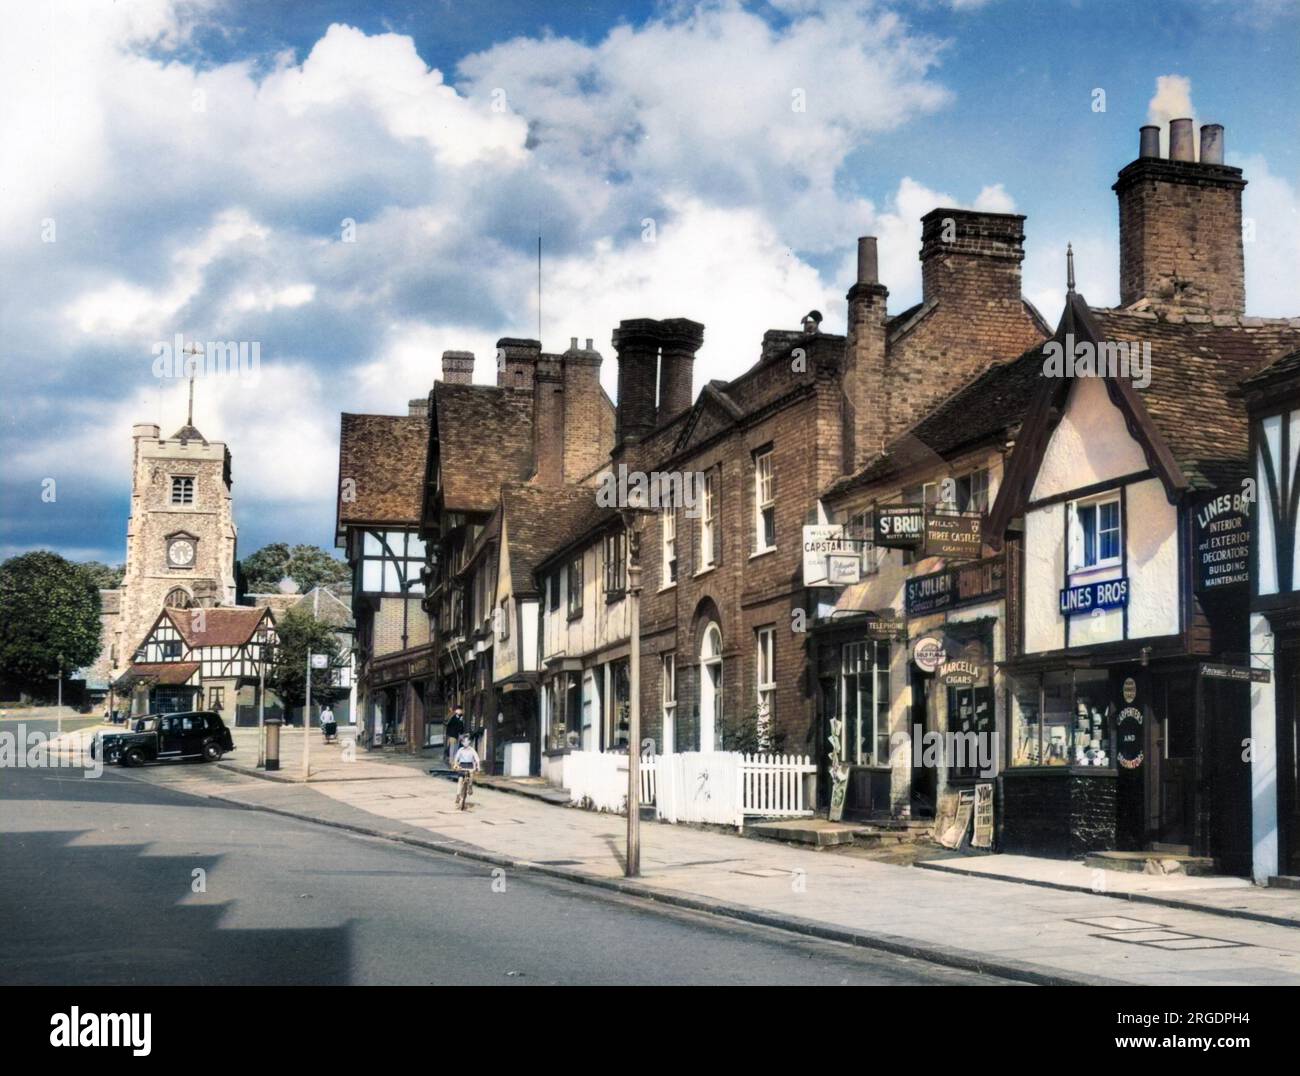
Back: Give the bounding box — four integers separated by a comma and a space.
753, 449, 775, 553
662, 510, 677, 587
1068, 493, 1122, 573
839, 640, 891, 766
756, 627, 775, 739
661, 652, 676, 754
699, 472, 717, 571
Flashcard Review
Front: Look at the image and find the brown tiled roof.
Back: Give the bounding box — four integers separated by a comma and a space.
825, 347, 1043, 499
114, 661, 200, 688
337, 413, 429, 529
1090, 308, 1300, 490
434, 383, 536, 513
166, 606, 268, 648
1240, 346, 1300, 391
501, 483, 610, 594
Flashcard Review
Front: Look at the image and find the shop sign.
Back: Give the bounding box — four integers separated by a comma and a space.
1059, 577, 1129, 617
875, 505, 924, 549
1193, 490, 1250, 593
923, 510, 982, 559
1199, 662, 1271, 685
826, 552, 861, 585
912, 635, 947, 673
905, 557, 1005, 616
802, 524, 856, 586
1116, 705, 1144, 769
938, 659, 982, 686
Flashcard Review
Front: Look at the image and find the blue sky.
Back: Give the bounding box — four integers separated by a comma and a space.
2, 0, 1297, 568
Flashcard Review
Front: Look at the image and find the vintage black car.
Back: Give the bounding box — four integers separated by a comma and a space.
92, 711, 235, 766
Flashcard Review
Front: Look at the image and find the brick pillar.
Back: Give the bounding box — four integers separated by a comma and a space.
843, 237, 889, 471
657, 317, 704, 423
612, 319, 660, 445
532, 354, 565, 486
1113, 125, 1245, 315
561, 342, 607, 482
496, 338, 540, 391
441, 351, 474, 385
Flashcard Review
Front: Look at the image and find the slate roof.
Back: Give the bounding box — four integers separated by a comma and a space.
1089, 308, 1300, 490
337, 413, 429, 529
166, 606, 269, 648
434, 384, 535, 514
500, 483, 611, 594
293, 586, 355, 630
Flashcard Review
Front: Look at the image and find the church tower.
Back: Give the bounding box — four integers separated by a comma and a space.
103, 413, 239, 682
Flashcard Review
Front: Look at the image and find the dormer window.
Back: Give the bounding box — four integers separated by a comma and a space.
171, 476, 195, 505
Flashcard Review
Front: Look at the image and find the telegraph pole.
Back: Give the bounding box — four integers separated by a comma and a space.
625, 528, 642, 877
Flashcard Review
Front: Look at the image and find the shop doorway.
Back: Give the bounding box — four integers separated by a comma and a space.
1283, 659, 1300, 875
1147, 672, 1197, 850
909, 667, 935, 814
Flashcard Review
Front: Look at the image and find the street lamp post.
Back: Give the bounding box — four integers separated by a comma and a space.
621, 511, 646, 878
56, 654, 64, 737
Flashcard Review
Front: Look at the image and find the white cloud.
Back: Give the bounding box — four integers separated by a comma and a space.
1237, 152, 1300, 317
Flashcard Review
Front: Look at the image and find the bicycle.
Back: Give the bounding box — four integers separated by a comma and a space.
454, 765, 474, 810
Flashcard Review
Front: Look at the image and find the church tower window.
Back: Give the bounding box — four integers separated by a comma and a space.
171, 476, 195, 504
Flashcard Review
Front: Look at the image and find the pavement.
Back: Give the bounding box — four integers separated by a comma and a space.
24, 722, 1292, 986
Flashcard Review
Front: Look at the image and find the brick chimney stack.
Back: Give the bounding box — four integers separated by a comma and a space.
532, 353, 565, 486
1114, 119, 1245, 316
843, 236, 889, 471
919, 209, 1027, 306
560, 339, 608, 482
496, 338, 540, 391
440, 350, 474, 385
613, 319, 662, 446
657, 318, 704, 423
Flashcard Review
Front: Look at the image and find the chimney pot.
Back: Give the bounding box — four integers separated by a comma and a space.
1139, 125, 1161, 159
570, 336, 578, 349
1169, 118, 1195, 162
1199, 123, 1224, 165
856, 236, 879, 285
585, 338, 593, 350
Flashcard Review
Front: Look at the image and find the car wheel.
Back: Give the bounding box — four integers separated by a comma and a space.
123, 747, 146, 767
202, 741, 223, 762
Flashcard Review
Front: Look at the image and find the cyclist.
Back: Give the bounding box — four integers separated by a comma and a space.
452, 734, 480, 809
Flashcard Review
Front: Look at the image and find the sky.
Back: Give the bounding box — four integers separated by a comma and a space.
2, 0, 1297, 567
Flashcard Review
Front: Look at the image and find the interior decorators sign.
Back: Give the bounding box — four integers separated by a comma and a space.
905, 557, 1005, 616
1059, 577, 1129, 617
1193, 491, 1250, 593
923, 510, 982, 559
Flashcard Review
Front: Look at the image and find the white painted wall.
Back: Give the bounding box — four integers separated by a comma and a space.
1024, 504, 1065, 653
1126, 478, 1180, 639
1250, 612, 1279, 883
1030, 376, 1148, 501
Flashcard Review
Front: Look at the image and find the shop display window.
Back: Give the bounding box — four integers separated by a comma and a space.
1009, 669, 1114, 768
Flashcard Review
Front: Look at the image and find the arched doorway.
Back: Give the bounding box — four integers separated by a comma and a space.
699, 622, 723, 751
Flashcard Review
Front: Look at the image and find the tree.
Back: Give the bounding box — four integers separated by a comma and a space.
0, 551, 102, 693
266, 606, 343, 716
241, 543, 350, 595
77, 560, 125, 590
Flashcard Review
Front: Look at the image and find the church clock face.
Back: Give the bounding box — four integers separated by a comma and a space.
168, 538, 196, 568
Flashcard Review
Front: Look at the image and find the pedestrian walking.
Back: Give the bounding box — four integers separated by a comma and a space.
320, 703, 337, 744
444, 705, 465, 763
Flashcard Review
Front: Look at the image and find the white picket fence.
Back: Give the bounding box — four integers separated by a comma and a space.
561, 750, 815, 829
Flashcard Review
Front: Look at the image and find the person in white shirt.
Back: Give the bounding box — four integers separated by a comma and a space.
452, 735, 480, 808
320, 704, 337, 744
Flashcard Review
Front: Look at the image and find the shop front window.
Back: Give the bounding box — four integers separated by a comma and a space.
840, 640, 890, 765
1010, 669, 1113, 768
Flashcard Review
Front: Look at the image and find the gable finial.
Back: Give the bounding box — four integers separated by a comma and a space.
1066, 243, 1075, 294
